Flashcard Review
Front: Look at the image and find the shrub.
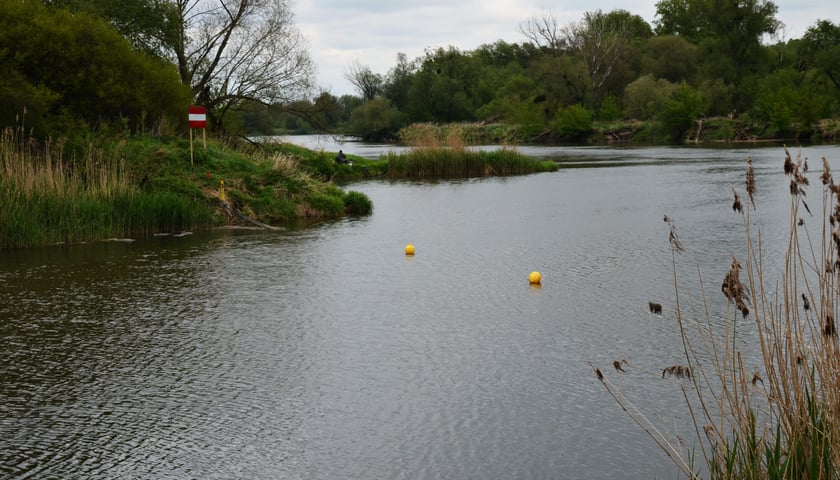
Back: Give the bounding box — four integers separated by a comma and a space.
343, 190, 373, 215
553, 104, 593, 140
658, 83, 704, 143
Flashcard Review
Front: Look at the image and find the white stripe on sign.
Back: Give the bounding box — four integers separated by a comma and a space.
189, 113, 207, 121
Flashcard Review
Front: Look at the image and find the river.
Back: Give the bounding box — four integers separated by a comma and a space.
2, 138, 839, 479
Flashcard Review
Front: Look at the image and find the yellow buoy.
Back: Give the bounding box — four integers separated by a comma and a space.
405, 243, 415, 255
529, 271, 542, 285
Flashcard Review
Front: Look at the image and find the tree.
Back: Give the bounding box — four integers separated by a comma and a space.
561, 9, 651, 107
383, 53, 417, 111
2, 0, 191, 134
42, 0, 314, 129
802, 20, 840, 90
654, 0, 780, 84
640, 35, 698, 83
519, 11, 564, 54
404, 47, 479, 123
43, 0, 180, 56
348, 98, 405, 142
168, 0, 314, 127
345, 60, 384, 101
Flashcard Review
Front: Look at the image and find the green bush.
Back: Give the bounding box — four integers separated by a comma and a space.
553, 104, 593, 140
348, 98, 407, 142
658, 83, 704, 143
0, 0, 191, 136
623, 75, 678, 120
343, 190, 373, 215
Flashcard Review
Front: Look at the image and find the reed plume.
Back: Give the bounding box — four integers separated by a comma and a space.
595, 148, 840, 479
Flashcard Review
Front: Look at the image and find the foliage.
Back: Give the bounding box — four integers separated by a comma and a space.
0, 126, 375, 249
342, 191, 373, 215
640, 35, 699, 83
658, 83, 705, 142
598, 94, 622, 121
13, 0, 840, 146
561, 9, 651, 107
554, 104, 594, 140
348, 98, 406, 142
0, 0, 191, 136
623, 75, 677, 120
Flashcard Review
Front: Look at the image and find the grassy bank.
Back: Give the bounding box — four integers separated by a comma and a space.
0, 128, 372, 250
595, 150, 840, 478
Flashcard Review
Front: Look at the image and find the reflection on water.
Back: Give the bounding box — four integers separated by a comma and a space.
3, 144, 840, 479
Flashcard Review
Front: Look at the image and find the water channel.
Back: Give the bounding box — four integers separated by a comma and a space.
2, 138, 840, 479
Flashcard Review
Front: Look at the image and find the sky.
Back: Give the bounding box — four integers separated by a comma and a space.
294, 0, 838, 98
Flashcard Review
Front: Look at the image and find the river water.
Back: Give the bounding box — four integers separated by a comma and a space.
2, 138, 839, 479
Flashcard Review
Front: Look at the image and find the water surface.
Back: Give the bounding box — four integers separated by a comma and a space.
3, 142, 839, 479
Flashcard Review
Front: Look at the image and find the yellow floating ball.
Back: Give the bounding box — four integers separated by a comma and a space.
405, 243, 415, 255
529, 271, 542, 285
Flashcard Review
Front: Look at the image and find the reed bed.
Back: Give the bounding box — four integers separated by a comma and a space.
595, 148, 840, 479
0, 127, 210, 249
385, 125, 556, 179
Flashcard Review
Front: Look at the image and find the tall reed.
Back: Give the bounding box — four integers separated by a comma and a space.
0, 127, 210, 248
595, 149, 840, 479
385, 125, 556, 179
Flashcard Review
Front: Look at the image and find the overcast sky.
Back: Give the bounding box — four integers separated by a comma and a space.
295, 1, 838, 97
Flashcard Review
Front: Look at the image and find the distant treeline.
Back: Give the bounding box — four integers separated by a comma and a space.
2, 0, 839, 145
252, 2, 840, 144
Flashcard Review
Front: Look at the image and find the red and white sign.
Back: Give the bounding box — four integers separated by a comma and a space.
188, 106, 207, 128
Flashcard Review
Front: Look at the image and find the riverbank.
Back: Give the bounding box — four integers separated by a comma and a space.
0, 129, 372, 250
396, 117, 840, 146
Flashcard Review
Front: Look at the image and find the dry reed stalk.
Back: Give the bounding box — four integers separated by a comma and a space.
596, 149, 840, 479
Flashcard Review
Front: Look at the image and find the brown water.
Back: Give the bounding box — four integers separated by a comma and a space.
2, 144, 839, 479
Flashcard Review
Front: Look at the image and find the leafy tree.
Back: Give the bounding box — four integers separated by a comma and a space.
654, 0, 780, 85
598, 94, 622, 121
348, 98, 406, 142
383, 53, 417, 111
623, 75, 678, 120
640, 35, 698, 82
43, 0, 179, 56
1, 0, 191, 134
698, 78, 735, 117
753, 68, 834, 134
561, 9, 651, 107
405, 47, 479, 123
49, 0, 314, 128
312, 92, 345, 131
345, 60, 384, 101
801, 20, 840, 90
476, 74, 542, 125
530, 55, 589, 113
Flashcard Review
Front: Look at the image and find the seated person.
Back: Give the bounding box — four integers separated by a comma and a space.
335, 150, 347, 164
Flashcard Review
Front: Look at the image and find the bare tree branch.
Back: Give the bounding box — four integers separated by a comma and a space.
170, 0, 314, 124
519, 10, 564, 54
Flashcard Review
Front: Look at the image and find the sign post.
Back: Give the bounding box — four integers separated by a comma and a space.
188, 106, 207, 165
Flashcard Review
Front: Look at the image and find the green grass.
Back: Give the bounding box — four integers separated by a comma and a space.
381, 147, 557, 179
0, 128, 372, 249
